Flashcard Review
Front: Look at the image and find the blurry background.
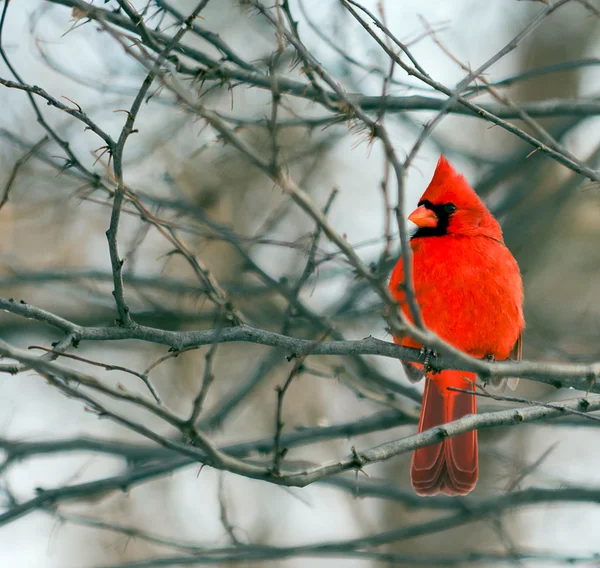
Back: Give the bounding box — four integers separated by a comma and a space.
1, 0, 600, 566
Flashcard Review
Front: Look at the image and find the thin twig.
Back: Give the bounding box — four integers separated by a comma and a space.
28, 345, 161, 404
0, 136, 48, 210
186, 341, 219, 427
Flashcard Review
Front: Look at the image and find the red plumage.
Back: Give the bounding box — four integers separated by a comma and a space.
389, 155, 524, 496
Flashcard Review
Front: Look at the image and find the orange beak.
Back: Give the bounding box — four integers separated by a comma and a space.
408, 205, 438, 228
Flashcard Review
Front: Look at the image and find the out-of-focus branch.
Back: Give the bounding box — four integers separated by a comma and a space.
1, 340, 599, 490
41, 1, 600, 120
0, 135, 48, 210
88, 544, 600, 567
0, 408, 413, 471
341, 0, 600, 183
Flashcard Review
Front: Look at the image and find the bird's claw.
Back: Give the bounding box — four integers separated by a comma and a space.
420, 347, 439, 373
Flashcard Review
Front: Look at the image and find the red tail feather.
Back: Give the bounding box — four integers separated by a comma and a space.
410, 371, 478, 496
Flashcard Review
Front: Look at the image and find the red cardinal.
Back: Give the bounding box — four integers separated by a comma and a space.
389, 156, 524, 496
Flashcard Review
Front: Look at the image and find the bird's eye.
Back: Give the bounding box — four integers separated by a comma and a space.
444, 203, 457, 214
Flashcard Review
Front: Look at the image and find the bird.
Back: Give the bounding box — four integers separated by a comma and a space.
388, 155, 524, 496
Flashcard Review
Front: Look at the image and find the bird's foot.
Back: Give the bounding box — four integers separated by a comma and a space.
420, 347, 439, 374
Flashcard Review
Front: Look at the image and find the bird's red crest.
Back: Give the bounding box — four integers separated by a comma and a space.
420, 155, 479, 209
430, 155, 458, 186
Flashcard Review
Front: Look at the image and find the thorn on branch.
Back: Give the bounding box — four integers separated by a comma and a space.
113, 109, 134, 120
351, 445, 367, 470
61, 96, 82, 113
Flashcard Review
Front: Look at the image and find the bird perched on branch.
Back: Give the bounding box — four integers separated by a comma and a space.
389, 156, 524, 496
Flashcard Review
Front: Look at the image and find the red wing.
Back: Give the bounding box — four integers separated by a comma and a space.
486, 331, 522, 392
510, 331, 523, 361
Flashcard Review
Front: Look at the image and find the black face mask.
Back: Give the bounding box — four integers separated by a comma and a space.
411, 200, 456, 239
